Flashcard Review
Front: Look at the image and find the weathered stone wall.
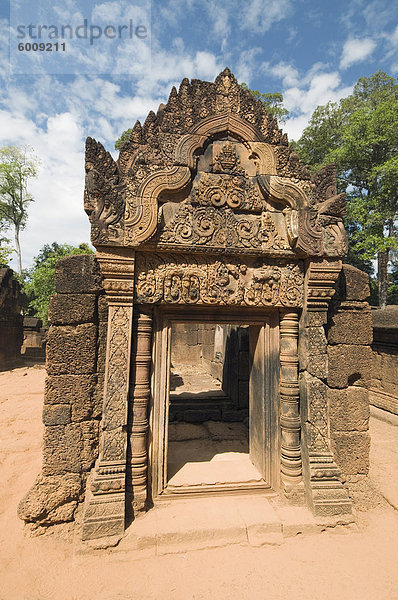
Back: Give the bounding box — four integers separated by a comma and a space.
171, 322, 249, 420
171, 322, 217, 368
370, 306, 398, 415
21, 316, 47, 360
299, 264, 372, 515
18, 254, 107, 530
327, 265, 372, 489
0, 267, 23, 370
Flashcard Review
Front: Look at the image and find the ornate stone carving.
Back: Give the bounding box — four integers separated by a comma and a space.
312, 164, 337, 200
124, 166, 191, 246
258, 175, 309, 209
193, 172, 263, 211
81, 251, 135, 541
158, 203, 291, 253
305, 259, 342, 312
128, 308, 153, 513
247, 142, 277, 175
135, 253, 304, 308
84, 137, 125, 245
212, 141, 246, 175
300, 373, 352, 517
279, 310, 302, 491
188, 111, 263, 142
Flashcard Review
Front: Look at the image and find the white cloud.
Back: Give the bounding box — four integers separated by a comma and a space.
240, 0, 293, 33
235, 48, 262, 85
264, 62, 353, 140
0, 40, 222, 269
340, 37, 377, 69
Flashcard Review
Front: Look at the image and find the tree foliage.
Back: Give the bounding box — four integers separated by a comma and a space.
0, 146, 39, 275
240, 83, 289, 122
294, 71, 398, 306
22, 242, 94, 325
115, 128, 132, 150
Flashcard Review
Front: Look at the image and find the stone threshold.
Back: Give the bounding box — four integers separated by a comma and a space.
83, 495, 355, 555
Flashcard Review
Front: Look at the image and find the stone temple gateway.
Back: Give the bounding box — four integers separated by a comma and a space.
19, 69, 373, 542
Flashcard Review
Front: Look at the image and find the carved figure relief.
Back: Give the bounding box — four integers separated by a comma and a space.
135, 253, 304, 308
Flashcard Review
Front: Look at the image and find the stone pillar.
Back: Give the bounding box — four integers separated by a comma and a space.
279, 309, 302, 497
82, 248, 135, 542
299, 259, 352, 518
127, 307, 153, 514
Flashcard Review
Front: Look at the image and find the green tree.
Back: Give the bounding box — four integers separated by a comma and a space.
115, 128, 132, 150
294, 71, 398, 307
0, 218, 13, 268
240, 83, 289, 122
0, 146, 39, 275
23, 242, 94, 324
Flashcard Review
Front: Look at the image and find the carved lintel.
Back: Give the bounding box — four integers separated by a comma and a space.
82, 250, 135, 542
279, 309, 302, 492
135, 253, 304, 308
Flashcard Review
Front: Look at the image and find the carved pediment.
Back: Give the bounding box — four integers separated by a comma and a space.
84, 70, 348, 260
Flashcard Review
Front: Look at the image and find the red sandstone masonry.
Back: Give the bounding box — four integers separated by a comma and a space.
18, 254, 107, 530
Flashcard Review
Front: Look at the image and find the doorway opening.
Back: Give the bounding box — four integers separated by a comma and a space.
150, 310, 280, 498
168, 322, 260, 489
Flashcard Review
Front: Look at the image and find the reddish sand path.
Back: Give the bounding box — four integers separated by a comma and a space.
0, 365, 398, 600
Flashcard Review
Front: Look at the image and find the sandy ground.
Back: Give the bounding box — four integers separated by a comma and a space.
0, 365, 398, 600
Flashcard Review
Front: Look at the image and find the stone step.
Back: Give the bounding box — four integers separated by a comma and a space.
118, 495, 320, 556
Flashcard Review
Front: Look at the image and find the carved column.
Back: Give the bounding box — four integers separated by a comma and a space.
279, 309, 302, 498
127, 307, 153, 515
82, 249, 135, 542
300, 259, 352, 517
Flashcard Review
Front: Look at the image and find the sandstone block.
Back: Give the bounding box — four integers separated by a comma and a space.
94, 373, 105, 419
43, 421, 99, 475
331, 431, 370, 475
381, 354, 398, 384
329, 387, 369, 432
202, 327, 216, 345
55, 254, 103, 295
328, 307, 373, 345
97, 321, 108, 374
48, 293, 96, 325
328, 345, 372, 388
222, 409, 247, 422
17, 473, 81, 524
97, 294, 108, 322
339, 265, 370, 301
46, 324, 97, 375
45, 374, 97, 421
43, 404, 71, 426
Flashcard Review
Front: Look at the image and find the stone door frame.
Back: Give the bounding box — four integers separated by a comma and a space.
149, 305, 283, 500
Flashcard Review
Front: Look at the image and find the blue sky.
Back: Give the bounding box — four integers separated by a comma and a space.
1, 0, 397, 269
